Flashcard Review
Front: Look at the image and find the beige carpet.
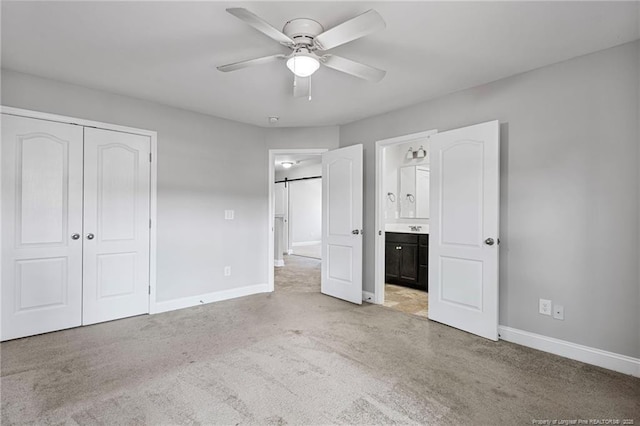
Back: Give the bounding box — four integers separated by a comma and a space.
383, 284, 428, 318
2, 259, 639, 424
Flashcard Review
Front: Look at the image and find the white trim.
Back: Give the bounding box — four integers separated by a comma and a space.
1, 106, 156, 137
153, 283, 270, 314
1, 106, 159, 318
362, 291, 375, 303
292, 240, 321, 247
499, 326, 640, 378
374, 130, 437, 305
268, 148, 327, 293
274, 259, 285, 267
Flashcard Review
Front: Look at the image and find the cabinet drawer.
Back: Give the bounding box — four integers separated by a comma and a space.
386, 232, 419, 244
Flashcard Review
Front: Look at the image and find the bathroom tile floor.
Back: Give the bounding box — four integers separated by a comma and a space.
383, 284, 428, 318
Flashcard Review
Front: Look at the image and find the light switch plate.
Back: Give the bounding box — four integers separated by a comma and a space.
224, 210, 234, 220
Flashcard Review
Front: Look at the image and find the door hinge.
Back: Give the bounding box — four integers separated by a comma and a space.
148, 286, 151, 295
149, 218, 152, 228
149, 152, 152, 162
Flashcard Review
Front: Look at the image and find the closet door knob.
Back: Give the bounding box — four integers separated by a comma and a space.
484, 238, 495, 246
71, 233, 80, 240
86, 233, 95, 240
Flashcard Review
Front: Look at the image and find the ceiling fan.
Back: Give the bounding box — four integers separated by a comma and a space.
217, 8, 386, 98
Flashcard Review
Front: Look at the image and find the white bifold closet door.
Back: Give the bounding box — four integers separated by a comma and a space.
82, 128, 151, 326
1, 115, 151, 340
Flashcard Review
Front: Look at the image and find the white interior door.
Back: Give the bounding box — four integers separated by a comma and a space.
82, 128, 151, 325
1, 115, 84, 340
321, 144, 363, 304
428, 120, 500, 340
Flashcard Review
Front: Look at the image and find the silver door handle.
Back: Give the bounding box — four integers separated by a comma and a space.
87, 233, 95, 240
396, 246, 402, 250
352, 229, 359, 235
71, 233, 80, 240
484, 238, 495, 246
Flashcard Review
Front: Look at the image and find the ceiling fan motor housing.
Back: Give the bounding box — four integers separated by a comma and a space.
283, 18, 324, 46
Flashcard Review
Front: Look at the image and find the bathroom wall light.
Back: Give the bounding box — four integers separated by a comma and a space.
281, 161, 294, 169
406, 145, 427, 160
406, 147, 414, 160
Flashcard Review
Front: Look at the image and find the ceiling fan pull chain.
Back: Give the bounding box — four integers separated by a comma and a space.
308, 76, 312, 101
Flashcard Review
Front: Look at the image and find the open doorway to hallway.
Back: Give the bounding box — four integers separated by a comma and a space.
269, 149, 326, 293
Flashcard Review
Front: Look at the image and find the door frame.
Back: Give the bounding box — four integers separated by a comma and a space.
373, 130, 437, 304
267, 148, 327, 292
0, 106, 159, 314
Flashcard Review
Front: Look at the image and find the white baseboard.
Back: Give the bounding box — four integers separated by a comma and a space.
498, 326, 640, 378
151, 283, 270, 314
292, 240, 321, 247
274, 259, 285, 267
362, 291, 375, 303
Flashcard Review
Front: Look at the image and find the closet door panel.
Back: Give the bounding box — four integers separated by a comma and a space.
1, 115, 84, 341
82, 128, 150, 325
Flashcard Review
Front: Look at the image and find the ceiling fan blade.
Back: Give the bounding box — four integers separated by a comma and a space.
321, 54, 386, 82
226, 8, 295, 46
217, 54, 286, 72
314, 10, 385, 51
293, 75, 311, 98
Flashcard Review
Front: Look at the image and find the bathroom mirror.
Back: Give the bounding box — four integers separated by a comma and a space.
399, 166, 430, 218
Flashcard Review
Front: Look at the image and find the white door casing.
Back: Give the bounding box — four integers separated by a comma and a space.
82, 127, 151, 325
274, 181, 289, 253
321, 144, 363, 304
428, 120, 500, 341
1, 115, 84, 340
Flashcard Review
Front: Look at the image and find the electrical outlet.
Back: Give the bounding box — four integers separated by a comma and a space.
553, 305, 564, 320
539, 299, 552, 316
224, 266, 231, 276
224, 210, 234, 220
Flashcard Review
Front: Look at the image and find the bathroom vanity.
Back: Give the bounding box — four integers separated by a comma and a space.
385, 230, 428, 291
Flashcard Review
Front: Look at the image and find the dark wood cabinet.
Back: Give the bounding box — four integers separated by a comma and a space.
385, 232, 428, 291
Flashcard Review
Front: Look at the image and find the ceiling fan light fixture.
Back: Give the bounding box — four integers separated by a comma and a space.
281, 161, 294, 169
286, 53, 320, 78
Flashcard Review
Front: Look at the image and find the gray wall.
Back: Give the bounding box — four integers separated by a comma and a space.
1, 70, 338, 302
340, 41, 640, 358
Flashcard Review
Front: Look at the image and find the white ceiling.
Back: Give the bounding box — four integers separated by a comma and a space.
2, 1, 638, 128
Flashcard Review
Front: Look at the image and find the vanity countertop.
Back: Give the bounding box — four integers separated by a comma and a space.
385, 223, 429, 234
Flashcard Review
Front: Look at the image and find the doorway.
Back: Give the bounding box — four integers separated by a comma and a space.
374, 130, 437, 318
268, 149, 327, 293
375, 122, 501, 341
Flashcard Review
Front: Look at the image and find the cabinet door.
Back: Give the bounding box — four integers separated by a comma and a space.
418, 235, 429, 290
399, 242, 418, 283
82, 128, 151, 325
385, 242, 400, 282
1, 115, 84, 341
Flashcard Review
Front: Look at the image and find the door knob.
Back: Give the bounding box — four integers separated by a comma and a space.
71, 233, 80, 240
352, 229, 359, 235
484, 238, 495, 246
87, 233, 95, 240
